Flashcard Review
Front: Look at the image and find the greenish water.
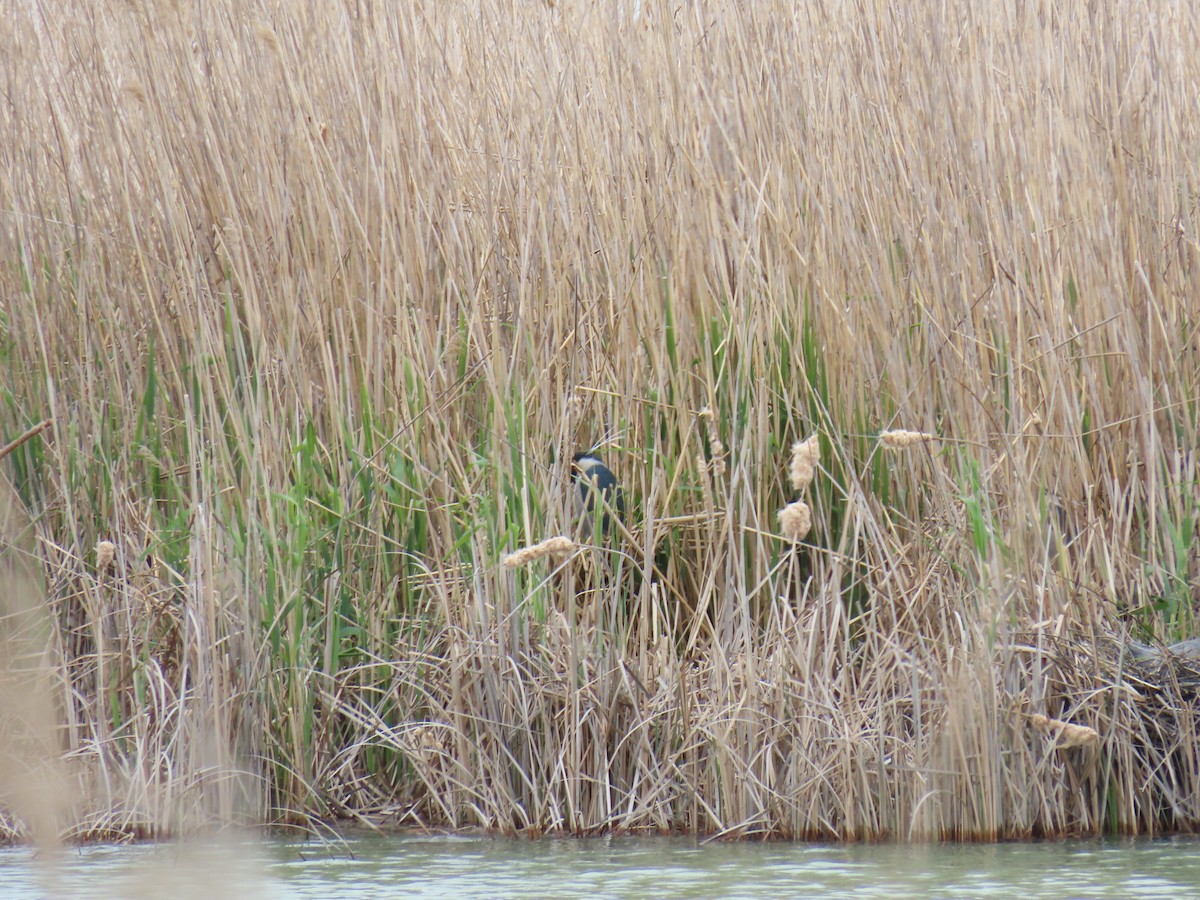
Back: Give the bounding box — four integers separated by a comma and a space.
3, 833, 1200, 899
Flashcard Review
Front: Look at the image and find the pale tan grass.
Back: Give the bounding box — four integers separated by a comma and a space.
1, 0, 1198, 841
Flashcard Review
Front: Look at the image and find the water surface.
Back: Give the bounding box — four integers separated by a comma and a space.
3, 832, 1199, 899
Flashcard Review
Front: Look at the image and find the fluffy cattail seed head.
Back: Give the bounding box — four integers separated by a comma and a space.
1028, 713, 1099, 750
96, 540, 116, 570
788, 434, 820, 492
777, 501, 812, 542
503, 536, 576, 568
880, 429, 935, 449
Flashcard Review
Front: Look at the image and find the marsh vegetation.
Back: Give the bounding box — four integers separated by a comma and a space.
1, 0, 1199, 842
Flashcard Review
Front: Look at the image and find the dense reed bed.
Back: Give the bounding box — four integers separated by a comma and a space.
2, 0, 1199, 841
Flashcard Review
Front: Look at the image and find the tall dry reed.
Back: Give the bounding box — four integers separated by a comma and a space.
1, 0, 1198, 839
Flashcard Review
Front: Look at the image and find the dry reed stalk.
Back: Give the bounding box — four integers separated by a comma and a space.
0, 476, 70, 848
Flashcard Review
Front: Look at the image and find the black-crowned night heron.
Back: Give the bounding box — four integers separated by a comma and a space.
571, 451, 624, 536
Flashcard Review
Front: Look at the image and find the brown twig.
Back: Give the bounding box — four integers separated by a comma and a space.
0, 419, 53, 462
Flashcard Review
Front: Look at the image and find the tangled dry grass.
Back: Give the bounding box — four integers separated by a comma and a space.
1, 0, 1199, 842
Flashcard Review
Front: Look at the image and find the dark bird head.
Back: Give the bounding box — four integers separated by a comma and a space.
571, 451, 624, 535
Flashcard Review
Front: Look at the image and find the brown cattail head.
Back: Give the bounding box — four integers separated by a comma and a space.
777, 500, 812, 542
1028, 713, 1099, 749
697, 407, 727, 478
503, 536, 576, 568
709, 446, 727, 478
96, 540, 116, 570
254, 20, 281, 55
120, 79, 147, 106
880, 429, 935, 449
788, 434, 820, 492
697, 440, 727, 479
